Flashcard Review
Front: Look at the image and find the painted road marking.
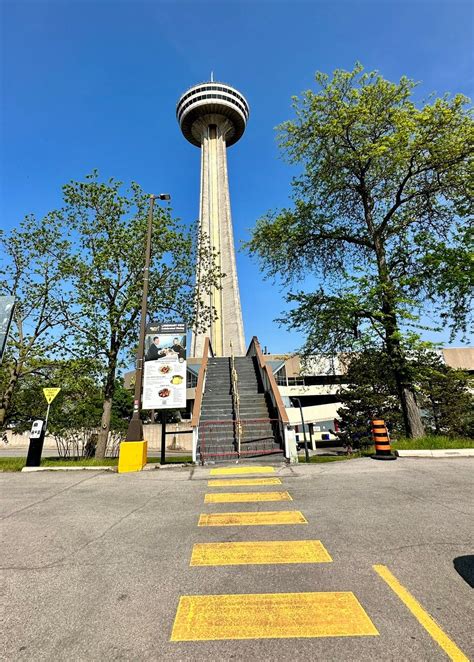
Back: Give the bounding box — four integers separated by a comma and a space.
205, 491, 292, 503
208, 477, 282, 487
171, 592, 379, 641
190, 540, 333, 566
374, 565, 469, 662
209, 466, 275, 476
198, 511, 308, 526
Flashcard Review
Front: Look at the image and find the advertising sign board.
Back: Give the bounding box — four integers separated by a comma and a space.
142, 323, 187, 410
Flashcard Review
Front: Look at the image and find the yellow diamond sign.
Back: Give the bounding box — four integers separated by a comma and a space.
43, 387, 61, 404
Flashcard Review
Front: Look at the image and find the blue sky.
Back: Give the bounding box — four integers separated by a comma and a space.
1, 0, 473, 353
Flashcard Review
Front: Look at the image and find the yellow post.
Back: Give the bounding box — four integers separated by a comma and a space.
118, 441, 148, 473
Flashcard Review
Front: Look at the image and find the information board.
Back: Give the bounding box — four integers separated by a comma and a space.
142, 323, 186, 410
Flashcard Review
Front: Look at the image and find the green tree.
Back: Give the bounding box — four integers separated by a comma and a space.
247, 64, 473, 438
337, 348, 474, 443
4, 357, 133, 455
336, 350, 404, 448
0, 216, 70, 427
58, 173, 219, 458
413, 351, 473, 437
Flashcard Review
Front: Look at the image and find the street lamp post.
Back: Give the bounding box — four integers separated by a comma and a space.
125, 193, 171, 442
293, 397, 310, 463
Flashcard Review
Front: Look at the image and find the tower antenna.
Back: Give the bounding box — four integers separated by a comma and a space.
210, 71, 214, 82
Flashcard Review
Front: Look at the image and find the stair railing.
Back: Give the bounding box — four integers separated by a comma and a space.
246, 336, 290, 458
229, 341, 242, 457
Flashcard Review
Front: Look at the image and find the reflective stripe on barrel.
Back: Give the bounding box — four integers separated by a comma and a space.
371, 419, 392, 455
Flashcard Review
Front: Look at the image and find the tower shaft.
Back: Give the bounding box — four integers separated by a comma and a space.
192, 116, 246, 357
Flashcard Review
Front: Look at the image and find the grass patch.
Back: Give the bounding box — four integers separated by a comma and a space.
392, 435, 474, 450
0, 458, 26, 472
297, 454, 355, 463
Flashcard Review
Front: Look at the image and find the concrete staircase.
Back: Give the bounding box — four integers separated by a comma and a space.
198, 356, 283, 461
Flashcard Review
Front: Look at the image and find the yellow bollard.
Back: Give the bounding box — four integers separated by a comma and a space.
118, 441, 148, 473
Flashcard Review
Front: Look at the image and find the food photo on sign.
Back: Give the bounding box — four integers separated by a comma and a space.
142, 326, 187, 410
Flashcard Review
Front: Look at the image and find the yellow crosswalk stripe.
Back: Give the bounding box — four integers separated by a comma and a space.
190, 540, 333, 566
171, 592, 379, 641
204, 491, 292, 503
210, 466, 275, 476
208, 477, 282, 487
198, 511, 308, 526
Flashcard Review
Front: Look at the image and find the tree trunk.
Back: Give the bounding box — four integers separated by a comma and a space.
370, 230, 425, 439
382, 320, 425, 439
400, 385, 425, 439
96, 357, 117, 459
0, 364, 21, 428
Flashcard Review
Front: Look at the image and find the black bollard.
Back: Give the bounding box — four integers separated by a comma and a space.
25, 419, 46, 467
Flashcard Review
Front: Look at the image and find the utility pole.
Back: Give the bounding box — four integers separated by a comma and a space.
125, 193, 171, 443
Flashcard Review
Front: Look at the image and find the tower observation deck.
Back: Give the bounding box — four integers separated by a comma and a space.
177, 81, 248, 357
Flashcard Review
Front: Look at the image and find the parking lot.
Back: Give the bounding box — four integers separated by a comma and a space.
2, 457, 473, 660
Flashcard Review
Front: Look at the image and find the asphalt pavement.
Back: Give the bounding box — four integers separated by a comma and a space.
1, 458, 473, 661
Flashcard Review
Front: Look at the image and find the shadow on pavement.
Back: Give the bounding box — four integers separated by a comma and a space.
453, 555, 474, 588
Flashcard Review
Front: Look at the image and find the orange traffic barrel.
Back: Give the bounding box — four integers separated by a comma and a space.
371, 419, 397, 461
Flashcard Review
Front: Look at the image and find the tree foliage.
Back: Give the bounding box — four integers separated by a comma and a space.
337, 349, 474, 445
1, 172, 220, 452
0, 215, 70, 426
247, 64, 473, 437
56, 172, 219, 458
336, 350, 404, 449
412, 352, 474, 438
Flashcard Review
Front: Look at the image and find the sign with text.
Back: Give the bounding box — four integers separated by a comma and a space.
43, 387, 61, 404
143, 323, 187, 409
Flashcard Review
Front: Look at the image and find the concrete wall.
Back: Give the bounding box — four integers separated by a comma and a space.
286, 402, 341, 427
143, 422, 193, 452
442, 348, 474, 371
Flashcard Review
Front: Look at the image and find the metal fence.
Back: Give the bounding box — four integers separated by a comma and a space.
198, 418, 284, 462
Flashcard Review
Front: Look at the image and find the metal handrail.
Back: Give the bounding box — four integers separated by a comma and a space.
191, 337, 214, 428
229, 341, 242, 456
247, 336, 289, 424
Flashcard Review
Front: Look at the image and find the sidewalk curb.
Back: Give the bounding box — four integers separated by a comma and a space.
20, 463, 193, 473
144, 463, 190, 470
396, 449, 474, 458
21, 466, 116, 472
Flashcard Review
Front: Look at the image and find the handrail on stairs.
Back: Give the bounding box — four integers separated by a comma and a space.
246, 336, 289, 425
229, 341, 242, 457
191, 337, 214, 428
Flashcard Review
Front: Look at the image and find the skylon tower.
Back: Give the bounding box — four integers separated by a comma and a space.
177, 80, 249, 357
